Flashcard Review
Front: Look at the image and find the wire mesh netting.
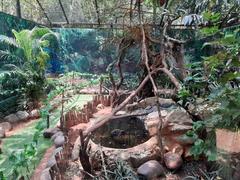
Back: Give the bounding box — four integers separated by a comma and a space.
0, 0, 198, 27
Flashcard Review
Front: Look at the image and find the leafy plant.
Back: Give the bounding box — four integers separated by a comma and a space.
186, 121, 217, 161
208, 88, 240, 130
0, 27, 58, 114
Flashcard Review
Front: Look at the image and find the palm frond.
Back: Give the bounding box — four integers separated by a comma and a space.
30, 27, 53, 39
0, 35, 19, 48
0, 50, 23, 64
12, 29, 33, 61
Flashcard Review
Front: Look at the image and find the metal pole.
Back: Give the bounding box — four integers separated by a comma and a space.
16, 0, 21, 18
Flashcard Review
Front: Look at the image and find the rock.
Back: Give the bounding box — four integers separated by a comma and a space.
164, 109, 192, 125
0, 127, 5, 138
73, 175, 83, 180
171, 144, 184, 156
53, 147, 63, 155
146, 110, 170, 122
173, 134, 195, 145
145, 120, 159, 137
163, 109, 193, 134
137, 160, 164, 179
46, 147, 63, 168
145, 110, 171, 137
89, 136, 160, 168
16, 111, 29, 121
140, 97, 176, 109
30, 109, 40, 119
126, 98, 176, 112
165, 174, 180, 180
43, 128, 60, 138
147, 111, 159, 121
40, 168, 51, 180
164, 152, 183, 170
96, 104, 105, 110
51, 131, 64, 141
46, 155, 56, 168
183, 146, 192, 159
54, 135, 65, 148
115, 111, 127, 116
0, 122, 12, 132
4, 114, 20, 123
188, 102, 219, 120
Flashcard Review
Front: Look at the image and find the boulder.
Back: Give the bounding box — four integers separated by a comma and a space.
46, 147, 63, 168
173, 134, 195, 145
165, 143, 184, 156
53, 147, 63, 155
145, 119, 159, 137
0, 127, 5, 138
145, 110, 171, 137
16, 111, 29, 121
0, 122, 12, 132
188, 101, 219, 120
30, 109, 40, 119
137, 160, 164, 179
54, 135, 65, 148
183, 146, 192, 159
165, 174, 180, 180
164, 152, 183, 170
40, 168, 52, 180
46, 155, 56, 168
4, 114, 20, 123
51, 131, 64, 141
126, 97, 176, 112
43, 128, 60, 138
115, 111, 127, 116
96, 104, 105, 110
163, 109, 193, 134
146, 111, 159, 121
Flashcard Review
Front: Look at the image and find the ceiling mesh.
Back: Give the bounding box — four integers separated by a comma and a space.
0, 0, 161, 27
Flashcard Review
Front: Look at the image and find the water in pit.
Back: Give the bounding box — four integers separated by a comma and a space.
91, 117, 150, 149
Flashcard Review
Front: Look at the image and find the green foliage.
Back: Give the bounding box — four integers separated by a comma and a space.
184, 8, 240, 165
202, 18, 240, 131
0, 27, 58, 115
56, 29, 116, 74
209, 88, 240, 130
177, 62, 208, 108
8, 143, 37, 180
186, 121, 217, 161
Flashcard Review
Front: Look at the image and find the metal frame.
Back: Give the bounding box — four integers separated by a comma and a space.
0, 0, 239, 29
58, 0, 69, 24
35, 0, 52, 25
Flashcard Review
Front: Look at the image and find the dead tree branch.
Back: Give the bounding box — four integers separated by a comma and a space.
83, 67, 162, 137
141, 26, 164, 161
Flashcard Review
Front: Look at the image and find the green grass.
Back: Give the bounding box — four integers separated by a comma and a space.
0, 94, 92, 177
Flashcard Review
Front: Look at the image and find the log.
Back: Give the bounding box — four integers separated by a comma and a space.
83, 68, 162, 137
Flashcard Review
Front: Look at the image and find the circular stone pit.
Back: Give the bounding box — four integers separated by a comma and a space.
91, 117, 150, 149
88, 116, 160, 168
